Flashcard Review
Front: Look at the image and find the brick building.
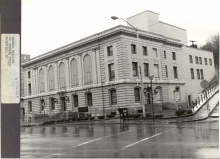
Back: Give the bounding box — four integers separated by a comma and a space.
21, 11, 215, 119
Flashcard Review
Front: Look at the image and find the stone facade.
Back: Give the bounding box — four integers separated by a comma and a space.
21, 13, 215, 119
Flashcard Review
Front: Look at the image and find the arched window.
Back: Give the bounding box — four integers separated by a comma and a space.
110, 89, 117, 105
83, 55, 93, 84
59, 62, 66, 89
39, 68, 45, 93
134, 87, 140, 102
86, 92, 93, 106
70, 59, 78, 86
48, 66, 55, 91
72, 94, 78, 108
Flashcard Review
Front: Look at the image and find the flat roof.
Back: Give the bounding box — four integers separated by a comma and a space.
127, 10, 159, 19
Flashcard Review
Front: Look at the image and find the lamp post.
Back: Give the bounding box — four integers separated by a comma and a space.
111, 16, 146, 118
149, 76, 154, 122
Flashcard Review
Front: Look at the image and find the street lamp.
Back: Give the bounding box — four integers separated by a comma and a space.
111, 16, 146, 118
149, 75, 155, 121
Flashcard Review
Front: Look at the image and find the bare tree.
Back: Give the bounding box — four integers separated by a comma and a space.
200, 34, 219, 69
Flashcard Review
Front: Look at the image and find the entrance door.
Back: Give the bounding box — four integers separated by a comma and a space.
188, 95, 192, 107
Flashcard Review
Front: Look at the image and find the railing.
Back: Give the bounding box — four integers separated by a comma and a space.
191, 80, 219, 112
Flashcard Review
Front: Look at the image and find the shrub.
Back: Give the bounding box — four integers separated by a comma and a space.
107, 114, 115, 118
154, 114, 164, 117
176, 108, 186, 116
98, 115, 105, 119
133, 114, 141, 118
146, 113, 151, 117
187, 109, 193, 114
89, 116, 95, 120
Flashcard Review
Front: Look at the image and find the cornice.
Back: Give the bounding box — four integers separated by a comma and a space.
22, 25, 183, 67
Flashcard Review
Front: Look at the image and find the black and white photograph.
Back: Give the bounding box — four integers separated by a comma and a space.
15, 0, 220, 158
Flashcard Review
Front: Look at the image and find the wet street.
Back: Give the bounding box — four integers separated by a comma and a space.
21, 118, 219, 158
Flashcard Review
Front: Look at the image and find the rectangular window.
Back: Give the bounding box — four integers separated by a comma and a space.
190, 68, 194, 79
195, 56, 198, 64
144, 63, 149, 76
131, 44, 136, 54
134, 88, 140, 102
87, 93, 93, 106
200, 69, 204, 79
28, 71, 31, 78
132, 62, 138, 77
28, 83, 31, 95
165, 65, 168, 77
172, 52, 176, 60
111, 90, 117, 105
209, 59, 212, 66
74, 95, 78, 108
204, 58, 207, 65
108, 63, 115, 81
173, 66, 178, 79
197, 69, 200, 79
28, 101, 32, 112
153, 48, 157, 57
189, 55, 193, 63
164, 51, 166, 59
142, 46, 147, 56
50, 98, 55, 110
107, 46, 113, 56
199, 57, 202, 64
154, 64, 159, 78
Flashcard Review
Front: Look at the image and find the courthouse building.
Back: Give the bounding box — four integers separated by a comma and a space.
21, 11, 215, 119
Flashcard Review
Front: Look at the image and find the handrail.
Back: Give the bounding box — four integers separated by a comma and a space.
191, 80, 219, 112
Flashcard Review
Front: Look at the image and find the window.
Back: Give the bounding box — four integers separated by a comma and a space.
28, 83, 31, 95
132, 62, 138, 77
73, 95, 78, 108
144, 63, 149, 76
199, 57, 202, 64
153, 48, 157, 57
39, 68, 45, 92
172, 52, 176, 60
195, 56, 198, 64
131, 44, 136, 54
107, 46, 113, 56
50, 98, 55, 110
142, 46, 147, 56
200, 69, 204, 79
40, 99, 45, 111
108, 63, 115, 81
164, 51, 166, 59
173, 66, 178, 79
70, 59, 78, 86
59, 62, 66, 88
48, 66, 55, 90
204, 58, 207, 65
197, 69, 200, 79
28, 101, 32, 112
28, 71, 31, 78
209, 59, 212, 66
87, 93, 93, 106
189, 55, 193, 63
110, 90, 117, 105
83, 55, 93, 84
190, 68, 194, 79
154, 64, 159, 78
165, 65, 168, 77
134, 88, 140, 102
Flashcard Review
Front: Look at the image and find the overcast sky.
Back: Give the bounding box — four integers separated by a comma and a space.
22, 0, 220, 58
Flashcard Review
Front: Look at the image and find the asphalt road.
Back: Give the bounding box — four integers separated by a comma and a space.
20, 118, 219, 158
